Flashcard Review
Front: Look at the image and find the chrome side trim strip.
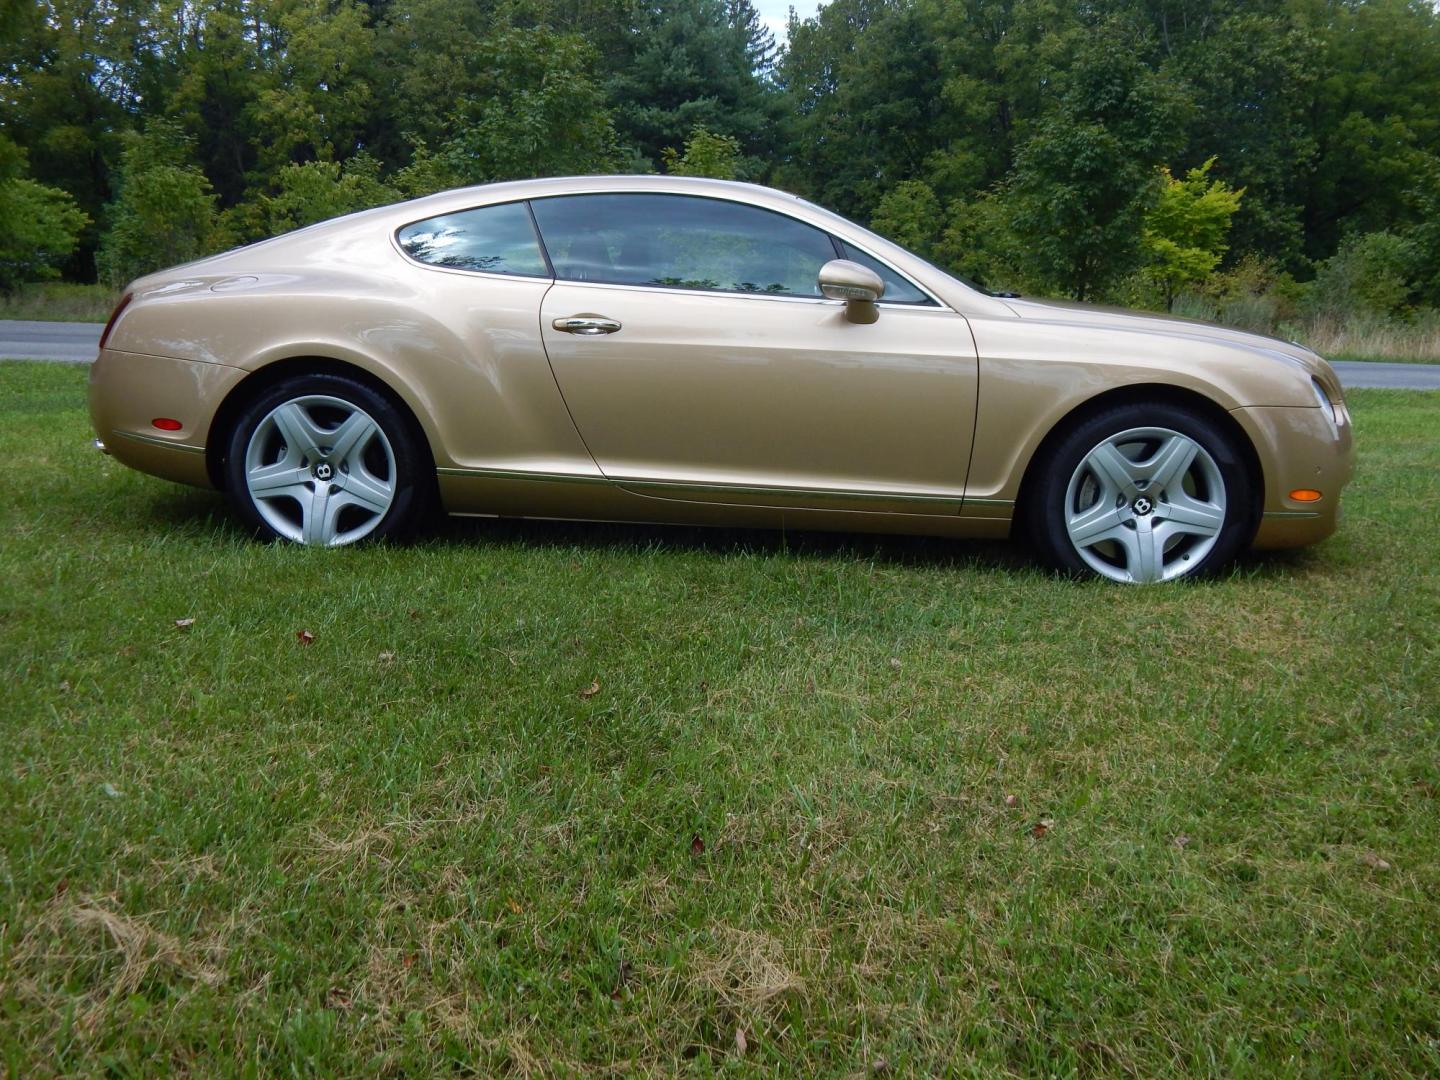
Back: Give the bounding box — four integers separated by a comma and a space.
621, 478, 962, 505
1263, 510, 1322, 519
112, 430, 206, 455
436, 464, 966, 506
436, 466, 607, 485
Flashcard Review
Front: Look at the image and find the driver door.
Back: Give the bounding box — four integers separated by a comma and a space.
532, 192, 978, 514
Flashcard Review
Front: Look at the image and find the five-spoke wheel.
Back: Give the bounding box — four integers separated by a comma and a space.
224, 374, 431, 545
1027, 403, 1255, 583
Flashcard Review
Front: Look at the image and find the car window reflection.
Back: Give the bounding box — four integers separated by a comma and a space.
397, 202, 548, 277
530, 193, 837, 297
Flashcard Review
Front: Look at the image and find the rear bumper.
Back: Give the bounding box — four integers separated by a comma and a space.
88, 349, 247, 489
1232, 403, 1354, 550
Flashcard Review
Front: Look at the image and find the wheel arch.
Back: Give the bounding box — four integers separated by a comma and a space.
1010, 382, 1264, 539
205, 355, 438, 490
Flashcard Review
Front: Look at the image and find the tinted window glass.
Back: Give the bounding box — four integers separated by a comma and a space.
837, 240, 933, 305
397, 202, 547, 276
531, 193, 838, 297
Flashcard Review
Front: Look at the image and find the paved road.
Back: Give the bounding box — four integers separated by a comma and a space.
1330, 360, 1440, 389
0, 320, 104, 363
3, 320, 1439, 389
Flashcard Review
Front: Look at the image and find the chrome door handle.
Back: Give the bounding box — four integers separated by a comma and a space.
552, 314, 621, 335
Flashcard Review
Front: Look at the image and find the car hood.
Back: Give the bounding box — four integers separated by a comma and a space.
999, 295, 1334, 382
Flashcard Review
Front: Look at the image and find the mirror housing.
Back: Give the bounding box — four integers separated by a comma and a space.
818, 259, 884, 323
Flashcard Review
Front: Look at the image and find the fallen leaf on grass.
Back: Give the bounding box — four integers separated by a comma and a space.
325, 987, 353, 1010
689, 833, 705, 856
59, 680, 71, 693
1003, 794, 1019, 808
871, 1058, 890, 1073
735, 1027, 748, 1055
507, 897, 522, 915
101, 783, 123, 799
609, 960, 633, 1001
378, 651, 396, 664
174, 617, 195, 629
888, 657, 902, 671
1031, 818, 1055, 838
578, 680, 601, 699
296, 630, 314, 645
1173, 834, 1191, 849
1359, 851, 1392, 871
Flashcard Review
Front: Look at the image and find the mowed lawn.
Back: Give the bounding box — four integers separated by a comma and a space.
1, 362, 1437, 1078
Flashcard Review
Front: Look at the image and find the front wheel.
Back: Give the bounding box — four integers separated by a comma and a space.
223, 373, 432, 546
1026, 402, 1256, 583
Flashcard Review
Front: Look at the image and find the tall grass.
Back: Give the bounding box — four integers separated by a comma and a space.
0, 282, 117, 323
1172, 292, 1440, 362
1294, 310, 1440, 361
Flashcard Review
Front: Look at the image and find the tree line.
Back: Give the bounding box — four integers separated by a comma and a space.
2, 0, 1438, 340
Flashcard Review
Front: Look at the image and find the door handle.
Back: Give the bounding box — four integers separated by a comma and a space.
552, 314, 621, 335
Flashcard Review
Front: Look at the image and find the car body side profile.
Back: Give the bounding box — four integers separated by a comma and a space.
89, 175, 1353, 582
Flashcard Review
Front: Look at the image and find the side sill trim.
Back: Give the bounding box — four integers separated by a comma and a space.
1263, 510, 1322, 519
436, 466, 607, 485
112, 430, 206, 456
436, 464, 968, 507
622, 479, 962, 506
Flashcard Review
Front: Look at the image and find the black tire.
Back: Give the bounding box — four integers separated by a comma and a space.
1024, 401, 1257, 583
223, 372, 434, 545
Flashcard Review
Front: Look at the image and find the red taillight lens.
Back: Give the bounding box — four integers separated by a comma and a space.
151, 418, 183, 431
98, 293, 133, 352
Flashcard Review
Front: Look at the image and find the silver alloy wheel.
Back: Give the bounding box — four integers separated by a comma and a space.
243, 395, 396, 546
1064, 426, 1227, 583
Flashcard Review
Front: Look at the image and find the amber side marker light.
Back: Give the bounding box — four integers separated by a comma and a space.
151, 418, 183, 431
1289, 489, 1323, 502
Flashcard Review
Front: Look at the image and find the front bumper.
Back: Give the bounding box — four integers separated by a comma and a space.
1232, 403, 1354, 550
88, 349, 248, 489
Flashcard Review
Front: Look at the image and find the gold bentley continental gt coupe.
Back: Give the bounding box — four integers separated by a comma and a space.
89, 176, 1353, 582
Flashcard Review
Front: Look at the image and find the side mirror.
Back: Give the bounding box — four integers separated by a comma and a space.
818, 259, 884, 323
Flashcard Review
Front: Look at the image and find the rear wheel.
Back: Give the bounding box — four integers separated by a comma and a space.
224, 373, 431, 546
1026, 402, 1256, 583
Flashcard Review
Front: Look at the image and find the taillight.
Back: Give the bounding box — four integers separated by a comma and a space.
98, 293, 133, 352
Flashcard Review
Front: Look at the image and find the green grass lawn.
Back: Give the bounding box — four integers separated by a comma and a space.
2, 362, 1437, 1077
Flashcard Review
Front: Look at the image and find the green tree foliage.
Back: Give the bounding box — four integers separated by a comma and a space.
998, 19, 1189, 299
257, 154, 400, 235
608, 0, 780, 170
1141, 158, 1244, 310
870, 180, 946, 260
96, 122, 228, 286
1, 0, 1438, 313
432, 26, 620, 184
662, 127, 743, 179
254, 0, 379, 168
1307, 231, 1418, 320
0, 136, 91, 292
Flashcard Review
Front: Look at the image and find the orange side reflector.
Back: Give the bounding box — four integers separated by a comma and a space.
1289, 489, 1323, 502
151, 418, 183, 431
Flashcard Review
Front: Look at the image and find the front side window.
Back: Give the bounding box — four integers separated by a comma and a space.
530, 193, 838, 297
397, 202, 548, 277
836, 240, 934, 305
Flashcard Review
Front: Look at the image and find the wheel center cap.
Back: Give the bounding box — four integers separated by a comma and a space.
1132, 495, 1154, 516
313, 462, 333, 482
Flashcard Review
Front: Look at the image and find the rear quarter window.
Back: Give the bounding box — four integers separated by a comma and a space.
397, 202, 548, 277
